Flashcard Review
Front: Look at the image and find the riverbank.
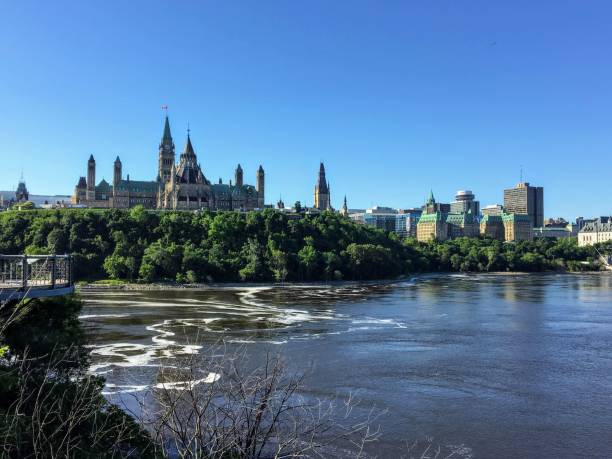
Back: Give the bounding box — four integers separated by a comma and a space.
77, 271, 567, 292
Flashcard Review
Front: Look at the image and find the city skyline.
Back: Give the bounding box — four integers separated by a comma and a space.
2, 1, 612, 217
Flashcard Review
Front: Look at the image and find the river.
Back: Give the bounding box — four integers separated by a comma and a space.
80, 273, 612, 458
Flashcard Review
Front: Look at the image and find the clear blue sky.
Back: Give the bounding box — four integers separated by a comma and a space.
1, 1, 611, 219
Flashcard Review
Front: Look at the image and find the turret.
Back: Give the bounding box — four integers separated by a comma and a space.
158, 116, 175, 183
235, 164, 243, 187
113, 156, 122, 188
340, 196, 348, 216
15, 176, 29, 202
86, 155, 96, 201
256, 165, 265, 208
170, 163, 176, 188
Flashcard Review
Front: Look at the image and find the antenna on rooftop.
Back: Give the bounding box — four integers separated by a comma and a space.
520, 165, 523, 183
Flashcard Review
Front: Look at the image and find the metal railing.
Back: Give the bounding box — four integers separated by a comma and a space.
0, 255, 73, 298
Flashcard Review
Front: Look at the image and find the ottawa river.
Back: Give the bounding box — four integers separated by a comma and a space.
80, 273, 612, 458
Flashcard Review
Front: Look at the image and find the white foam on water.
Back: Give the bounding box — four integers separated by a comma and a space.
352, 318, 408, 328
153, 372, 220, 390
102, 383, 148, 395
86, 285, 412, 381
79, 313, 130, 319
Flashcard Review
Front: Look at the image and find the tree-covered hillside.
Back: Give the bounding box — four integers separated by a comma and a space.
0, 208, 607, 282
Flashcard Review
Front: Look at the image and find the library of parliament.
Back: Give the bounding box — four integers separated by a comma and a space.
72, 116, 265, 210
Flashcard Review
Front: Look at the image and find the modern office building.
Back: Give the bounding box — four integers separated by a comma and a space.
503, 182, 544, 228
397, 208, 423, 237
353, 207, 398, 233
450, 190, 480, 216
349, 206, 422, 237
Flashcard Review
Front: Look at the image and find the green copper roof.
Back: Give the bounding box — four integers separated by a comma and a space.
211, 184, 256, 196
418, 211, 446, 223
115, 179, 159, 193
96, 179, 111, 192
501, 212, 532, 223
446, 212, 476, 225
480, 214, 502, 223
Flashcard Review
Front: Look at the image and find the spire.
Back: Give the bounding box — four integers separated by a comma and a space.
89, 154, 95, 162
340, 195, 348, 216
258, 165, 264, 173
316, 162, 328, 193
183, 131, 196, 158
162, 116, 173, 145
427, 190, 435, 204
115, 155, 121, 163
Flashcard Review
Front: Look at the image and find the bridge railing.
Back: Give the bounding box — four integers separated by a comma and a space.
0, 255, 73, 291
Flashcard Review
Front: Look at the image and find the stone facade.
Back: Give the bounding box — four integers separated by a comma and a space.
480, 214, 505, 240
416, 212, 448, 241
416, 192, 478, 242
73, 116, 264, 211
578, 217, 612, 246
313, 163, 331, 211
502, 213, 533, 242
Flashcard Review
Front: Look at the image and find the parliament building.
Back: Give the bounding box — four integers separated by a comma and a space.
72, 116, 265, 211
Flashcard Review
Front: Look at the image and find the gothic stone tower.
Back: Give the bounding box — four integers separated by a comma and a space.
158, 116, 175, 183
314, 162, 331, 210
235, 164, 243, 187
256, 165, 265, 208
86, 155, 96, 201
113, 156, 122, 188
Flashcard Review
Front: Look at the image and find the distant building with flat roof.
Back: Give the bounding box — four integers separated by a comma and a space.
482, 204, 504, 216
503, 182, 544, 228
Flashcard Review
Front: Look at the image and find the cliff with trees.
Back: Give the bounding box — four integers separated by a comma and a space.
0, 207, 607, 283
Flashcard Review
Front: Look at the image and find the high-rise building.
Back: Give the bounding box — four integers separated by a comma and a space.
450, 190, 480, 216
313, 162, 331, 210
397, 208, 422, 237
503, 182, 544, 228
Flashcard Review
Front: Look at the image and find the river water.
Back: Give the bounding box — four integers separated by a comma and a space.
80, 273, 612, 458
